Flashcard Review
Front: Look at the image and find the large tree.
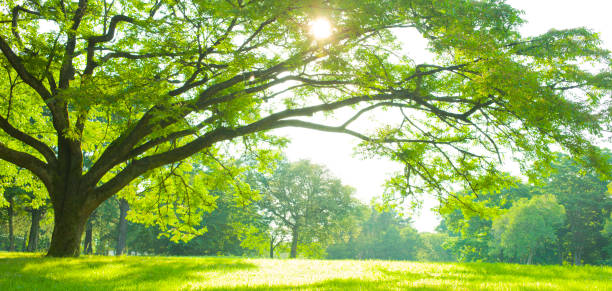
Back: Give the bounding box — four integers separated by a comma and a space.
0, 0, 610, 257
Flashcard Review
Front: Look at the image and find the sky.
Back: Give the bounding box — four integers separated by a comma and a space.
272, 1, 612, 233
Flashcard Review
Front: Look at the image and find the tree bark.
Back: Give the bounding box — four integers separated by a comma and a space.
46, 199, 93, 257
83, 218, 93, 255
7, 196, 14, 252
21, 230, 28, 251
573, 248, 582, 265
290, 227, 298, 258
527, 249, 534, 265
269, 239, 275, 258
115, 198, 129, 256
26, 208, 44, 252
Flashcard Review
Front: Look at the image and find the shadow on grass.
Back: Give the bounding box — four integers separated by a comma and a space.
0, 254, 257, 290
1, 253, 610, 290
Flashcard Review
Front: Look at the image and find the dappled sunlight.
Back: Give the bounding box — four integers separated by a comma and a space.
3, 253, 609, 290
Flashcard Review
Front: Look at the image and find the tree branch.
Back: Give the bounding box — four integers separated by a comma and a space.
0, 142, 52, 192
58, 0, 88, 88
84, 15, 136, 75
0, 36, 52, 100
0, 116, 57, 166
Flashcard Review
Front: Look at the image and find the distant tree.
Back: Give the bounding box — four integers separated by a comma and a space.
327, 207, 419, 261
490, 195, 565, 264
438, 184, 533, 262
257, 160, 357, 258
358, 209, 419, 260
541, 155, 612, 265
2, 187, 17, 251
603, 215, 612, 265
416, 233, 454, 262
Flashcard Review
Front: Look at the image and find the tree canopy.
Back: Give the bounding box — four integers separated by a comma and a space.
0, 0, 611, 256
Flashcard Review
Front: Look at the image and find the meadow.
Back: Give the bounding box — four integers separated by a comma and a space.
0, 252, 611, 290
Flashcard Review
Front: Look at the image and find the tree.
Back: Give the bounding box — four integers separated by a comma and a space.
603, 214, 612, 265
541, 154, 612, 265
327, 207, 420, 261
2, 187, 17, 251
115, 198, 129, 256
0, 0, 610, 257
25, 204, 45, 252
257, 160, 357, 258
438, 183, 533, 262
490, 195, 565, 264
416, 233, 454, 262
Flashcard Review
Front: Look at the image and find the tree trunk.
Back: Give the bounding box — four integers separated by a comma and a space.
26, 208, 44, 252
269, 239, 275, 258
46, 202, 92, 257
21, 230, 28, 251
527, 249, 534, 265
83, 218, 93, 255
7, 196, 14, 252
290, 228, 298, 258
573, 248, 582, 265
115, 199, 129, 256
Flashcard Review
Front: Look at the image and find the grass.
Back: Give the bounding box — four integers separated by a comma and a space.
0, 252, 611, 290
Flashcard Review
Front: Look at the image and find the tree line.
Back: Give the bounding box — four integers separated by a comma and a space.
2, 155, 610, 265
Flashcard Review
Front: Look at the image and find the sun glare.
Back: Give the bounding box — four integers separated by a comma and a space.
309, 18, 332, 40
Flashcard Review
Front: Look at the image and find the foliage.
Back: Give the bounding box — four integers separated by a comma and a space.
490, 195, 566, 264
540, 154, 612, 265
437, 183, 533, 262
416, 232, 454, 262
327, 208, 419, 261
125, 189, 259, 256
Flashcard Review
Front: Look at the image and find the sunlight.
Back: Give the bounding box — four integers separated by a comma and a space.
309, 18, 333, 40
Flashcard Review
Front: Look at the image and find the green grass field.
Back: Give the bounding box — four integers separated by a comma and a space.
0, 252, 611, 290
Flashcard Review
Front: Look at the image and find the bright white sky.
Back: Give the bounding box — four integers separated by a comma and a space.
272, 1, 612, 232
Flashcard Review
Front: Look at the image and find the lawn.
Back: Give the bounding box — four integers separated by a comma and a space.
0, 252, 610, 290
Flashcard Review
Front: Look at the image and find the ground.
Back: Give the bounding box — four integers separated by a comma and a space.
0, 252, 610, 290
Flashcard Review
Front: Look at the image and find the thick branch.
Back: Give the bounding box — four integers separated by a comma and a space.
59, 0, 88, 88
0, 36, 52, 99
0, 142, 52, 191
84, 15, 135, 75
0, 116, 56, 165
84, 55, 311, 188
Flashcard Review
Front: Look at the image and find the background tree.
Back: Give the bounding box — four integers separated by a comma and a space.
0, 0, 611, 257
327, 207, 419, 261
490, 195, 565, 264
603, 215, 612, 265
257, 160, 357, 258
115, 198, 129, 256
416, 233, 454, 262
437, 183, 532, 262
541, 154, 612, 265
